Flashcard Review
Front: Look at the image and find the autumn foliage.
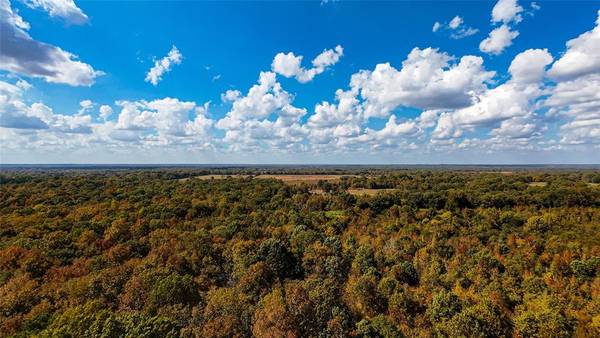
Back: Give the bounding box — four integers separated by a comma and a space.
1, 169, 599, 337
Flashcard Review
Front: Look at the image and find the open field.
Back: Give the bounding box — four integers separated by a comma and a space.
182, 174, 356, 184
347, 188, 397, 196
256, 174, 355, 184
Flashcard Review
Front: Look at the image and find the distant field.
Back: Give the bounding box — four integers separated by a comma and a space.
257, 174, 354, 184
182, 174, 356, 184
528, 182, 548, 187
347, 188, 396, 196
309, 188, 397, 196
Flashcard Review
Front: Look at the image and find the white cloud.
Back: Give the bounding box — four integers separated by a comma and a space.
479, 24, 519, 55
312, 45, 344, 70
547, 10, 600, 81
368, 115, 420, 140
22, 0, 88, 25
350, 47, 494, 117
449, 16, 463, 29
299, 47, 496, 151
480, 0, 526, 55
0, 79, 25, 97
546, 74, 600, 121
432, 49, 553, 141
489, 116, 544, 139
78, 99, 93, 114
0, 80, 49, 129
303, 46, 497, 151
508, 48, 553, 83
221, 89, 241, 102
545, 74, 600, 144
432, 113, 462, 140
491, 0, 523, 24
99, 105, 112, 120
452, 79, 541, 129
94, 97, 215, 147
432, 15, 478, 39
115, 97, 200, 137
544, 12, 600, 145
0, 0, 103, 86
145, 46, 182, 86
309, 88, 361, 129
0, 80, 93, 133
271, 52, 302, 78
559, 119, 600, 145
272, 45, 343, 83
16, 79, 32, 90
216, 71, 308, 151
216, 71, 292, 129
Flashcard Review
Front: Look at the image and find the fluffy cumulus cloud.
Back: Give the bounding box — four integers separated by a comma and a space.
547, 10, 600, 81
272, 45, 343, 83
300, 47, 496, 152
479, 24, 519, 55
432, 48, 553, 141
99, 105, 112, 120
0, 79, 93, 133
1, 93, 214, 152
92, 99, 211, 147
480, 0, 525, 55
145, 46, 182, 86
216, 71, 307, 151
78, 99, 93, 114
432, 15, 478, 39
0, 80, 48, 129
543, 11, 600, 145
114, 98, 212, 141
491, 0, 523, 24
509, 48, 553, 83
0, 0, 102, 86
22, 0, 88, 25
349, 47, 494, 117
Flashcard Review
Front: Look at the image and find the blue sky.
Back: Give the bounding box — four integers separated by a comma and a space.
1, 0, 599, 164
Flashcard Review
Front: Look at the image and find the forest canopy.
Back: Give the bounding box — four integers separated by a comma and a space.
1, 168, 599, 337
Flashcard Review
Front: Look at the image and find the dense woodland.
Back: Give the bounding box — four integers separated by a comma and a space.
1, 169, 600, 337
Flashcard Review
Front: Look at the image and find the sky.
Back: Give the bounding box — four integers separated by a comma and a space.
0, 0, 599, 164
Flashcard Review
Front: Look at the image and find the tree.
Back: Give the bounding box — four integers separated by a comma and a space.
252, 287, 297, 338
514, 295, 575, 338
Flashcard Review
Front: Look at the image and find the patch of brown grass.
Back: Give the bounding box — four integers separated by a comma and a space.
182, 174, 355, 185
255, 174, 353, 184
